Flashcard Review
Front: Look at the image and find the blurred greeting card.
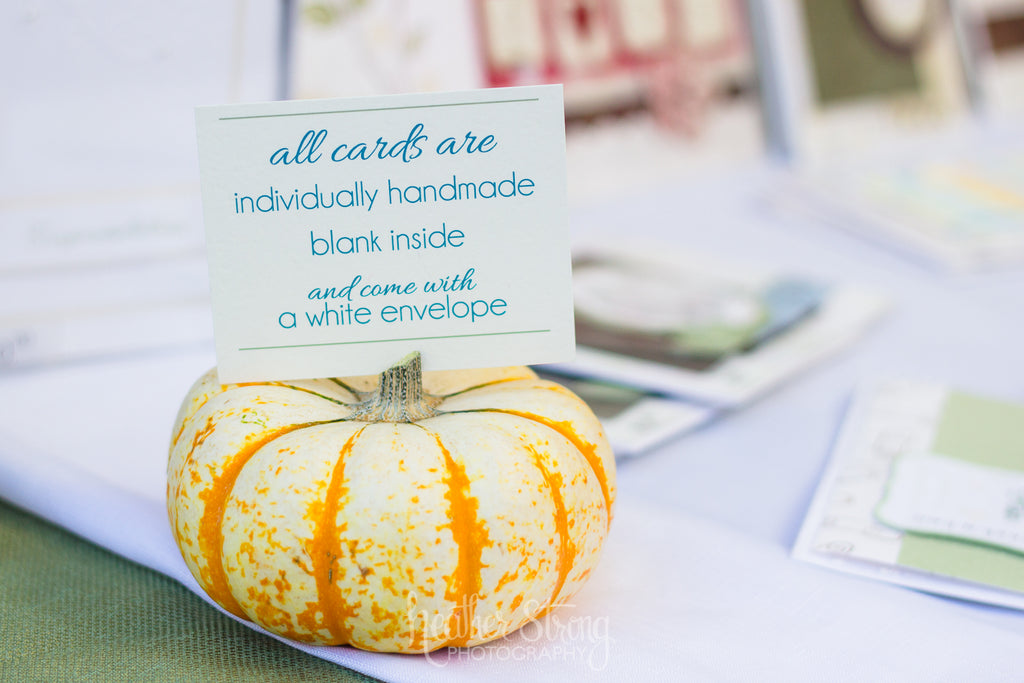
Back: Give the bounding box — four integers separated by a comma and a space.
545, 239, 887, 407
793, 380, 1024, 611
481, 0, 767, 203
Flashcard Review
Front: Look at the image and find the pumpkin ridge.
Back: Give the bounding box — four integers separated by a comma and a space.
239, 381, 357, 406
197, 419, 341, 619
171, 401, 200, 448
169, 414, 217, 507
430, 431, 489, 648
440, 376, 530, 398
452, 408, 613, 529
328, 377, 364, 396
303, 426, 364, 644
525, 445, 577, 619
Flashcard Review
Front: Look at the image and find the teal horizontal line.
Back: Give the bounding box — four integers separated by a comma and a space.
219, 98, 540, 121
238, 329, 550, 352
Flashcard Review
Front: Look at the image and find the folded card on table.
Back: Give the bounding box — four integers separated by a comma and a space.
794, 379, 1024, 610
545, 239, 887, 407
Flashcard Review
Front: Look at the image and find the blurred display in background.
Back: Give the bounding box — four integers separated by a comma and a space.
3, 0, 1023, 374
290, 0, 482, 96
0, 0, 284, 370
958, 0, 1024, 117
761, 0, 971, 161
762, 0, 1024, 272
291, 0, 766, 203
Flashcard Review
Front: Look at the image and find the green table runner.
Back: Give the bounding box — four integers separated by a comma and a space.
0, 501, 380, 682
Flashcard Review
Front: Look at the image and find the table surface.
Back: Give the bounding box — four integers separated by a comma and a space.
0, 501, 379, 682
3, 161, 1024, 680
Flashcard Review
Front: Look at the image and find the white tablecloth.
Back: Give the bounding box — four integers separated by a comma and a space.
3, 164, 1024, 680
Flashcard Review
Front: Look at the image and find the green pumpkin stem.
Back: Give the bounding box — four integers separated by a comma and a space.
349, 351, 442, 423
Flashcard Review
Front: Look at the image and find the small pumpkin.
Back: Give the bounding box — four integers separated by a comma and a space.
167, 353, 615, 652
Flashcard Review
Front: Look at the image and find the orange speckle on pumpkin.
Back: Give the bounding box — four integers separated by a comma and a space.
381, 576, 400, 598
273, 569, 292, 596
172, 421, 188, 450
493, 566, 521, 595
188, 416, 216, 458
239, 542, 259, 565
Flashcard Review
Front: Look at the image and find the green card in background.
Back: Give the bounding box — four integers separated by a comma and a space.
896, 391, 1024, 593
800, 0, 921, 106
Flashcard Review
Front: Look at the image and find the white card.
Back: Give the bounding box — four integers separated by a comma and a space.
195, 86, 574, 383
877, 451, 1024, 556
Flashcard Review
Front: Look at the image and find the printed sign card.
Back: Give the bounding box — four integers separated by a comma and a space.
195, 86, 573, 383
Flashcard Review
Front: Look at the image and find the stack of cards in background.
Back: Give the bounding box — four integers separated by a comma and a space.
538, 239, 888, 455
794, 380, 1024, 610
789, 138, 1024, 272
0, 1, 283, 371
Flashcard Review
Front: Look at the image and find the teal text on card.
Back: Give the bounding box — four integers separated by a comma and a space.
194, 86, 573, 383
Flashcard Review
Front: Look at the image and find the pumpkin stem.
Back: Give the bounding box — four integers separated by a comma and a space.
349, 352, 442, 423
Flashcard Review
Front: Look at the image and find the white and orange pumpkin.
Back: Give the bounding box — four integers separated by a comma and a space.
166, 353, 615, 652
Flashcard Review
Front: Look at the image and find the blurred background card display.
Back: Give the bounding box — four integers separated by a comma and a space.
0, 1, 283, 370
291, 0, 766, 204
290, 0, 482, 96
546, 239, 888, 406
794, 380, 1024, 611
762, 0, 1024, 272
